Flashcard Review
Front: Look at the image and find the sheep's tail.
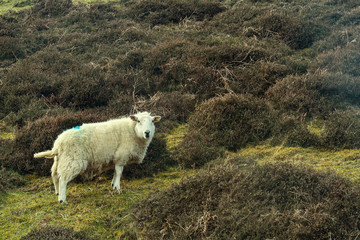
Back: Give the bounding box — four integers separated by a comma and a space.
33, 150, 56, 159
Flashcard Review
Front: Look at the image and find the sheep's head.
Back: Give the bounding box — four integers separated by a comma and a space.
130, 112, 161, 140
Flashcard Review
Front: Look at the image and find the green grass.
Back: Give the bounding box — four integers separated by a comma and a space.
0, 167, 197, 240
0, 0, 120, 14
0, 0, 33, 14
0, 131, 15, 140
164, 124, 188, 152
235, 143, 360, 182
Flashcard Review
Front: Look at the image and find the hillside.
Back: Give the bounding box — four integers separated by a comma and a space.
1, 0, 360, 239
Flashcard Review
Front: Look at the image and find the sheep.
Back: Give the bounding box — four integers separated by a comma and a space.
33, 112, 161, 203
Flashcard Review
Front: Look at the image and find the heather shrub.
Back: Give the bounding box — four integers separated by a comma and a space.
107, 93, 134, 117
308, 45, 360, 109
2, 100, 52, 127
128, 0, 224, 26
0, 15, 35, 65
220, 60, 291, 96
20, 225, 93, 240
31, 0, 73, 17
0, 61, 58, 120
327, 0, 360, 8
199, 42, 270, 68
199, 43, 292, 96
135, 91, 196, 123
271, 115, 320, 147
0, 36, 24, 64
250, 12, 322, 49
0, 49, 71, 120
141, 39, 220, 98
0, 135, 14, 162
310, 72, 360, 108
0, 167, 26, 193
313, 44, 360, 77
172, 130, 222, 168
322, 109, 360, 149
188, 94, 274, 150
4, 111, 109, 175
0, 48, 122, 120
134, 162, 360, 239
338, 6, 360, 26
207, 4, 263, 36
312, 25, 360, 54
56, 65, 115, 109
265, 75, 320, 115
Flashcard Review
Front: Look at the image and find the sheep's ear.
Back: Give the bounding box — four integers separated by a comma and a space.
153, 116, 161, 122
130, 115, 138, 122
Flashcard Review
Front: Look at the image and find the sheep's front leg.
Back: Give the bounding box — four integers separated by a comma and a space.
112, 165, 124, 191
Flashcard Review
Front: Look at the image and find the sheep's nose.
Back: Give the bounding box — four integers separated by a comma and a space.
145, 131, 150, 138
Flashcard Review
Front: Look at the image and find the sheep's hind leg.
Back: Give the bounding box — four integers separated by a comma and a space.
51, 156, 59, 195
112, 165, 124, 191
57, 159, 87, 203
52, 172, 59, 195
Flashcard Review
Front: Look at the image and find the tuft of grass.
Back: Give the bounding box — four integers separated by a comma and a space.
306, 119, 325, 137
0, 167, 197, 240
0, 131, 15, 140
235, 143, 360, 182
0, 0, 34, 14
164, 124, 188, 152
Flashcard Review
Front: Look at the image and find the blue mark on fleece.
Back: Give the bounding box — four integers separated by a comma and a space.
73, 126, 81, 130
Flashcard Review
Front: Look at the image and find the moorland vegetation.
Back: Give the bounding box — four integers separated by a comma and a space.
2, 0, 360, 239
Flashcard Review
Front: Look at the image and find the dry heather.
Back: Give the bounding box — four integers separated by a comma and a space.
134, 162, 360, 239
20, 225, 93, 240
188, 94, 274, 150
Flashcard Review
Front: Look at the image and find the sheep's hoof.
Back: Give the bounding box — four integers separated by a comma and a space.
111, 184, 113, 187
60, 200, 63, 203
113, 189, 122, 194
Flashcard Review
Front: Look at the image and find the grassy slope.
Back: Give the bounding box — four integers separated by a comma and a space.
3, 125, 360, 239
236, 144, 360, 182
0, 0, 32, 14
0, 125, 195, 239
1, 0, 360, 239
0, 167, 197, 240
0, 0, 114, 14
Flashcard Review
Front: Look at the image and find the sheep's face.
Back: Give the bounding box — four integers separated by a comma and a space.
131, 114, 161, 140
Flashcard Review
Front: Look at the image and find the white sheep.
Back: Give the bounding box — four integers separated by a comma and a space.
33, 112, 161, 203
